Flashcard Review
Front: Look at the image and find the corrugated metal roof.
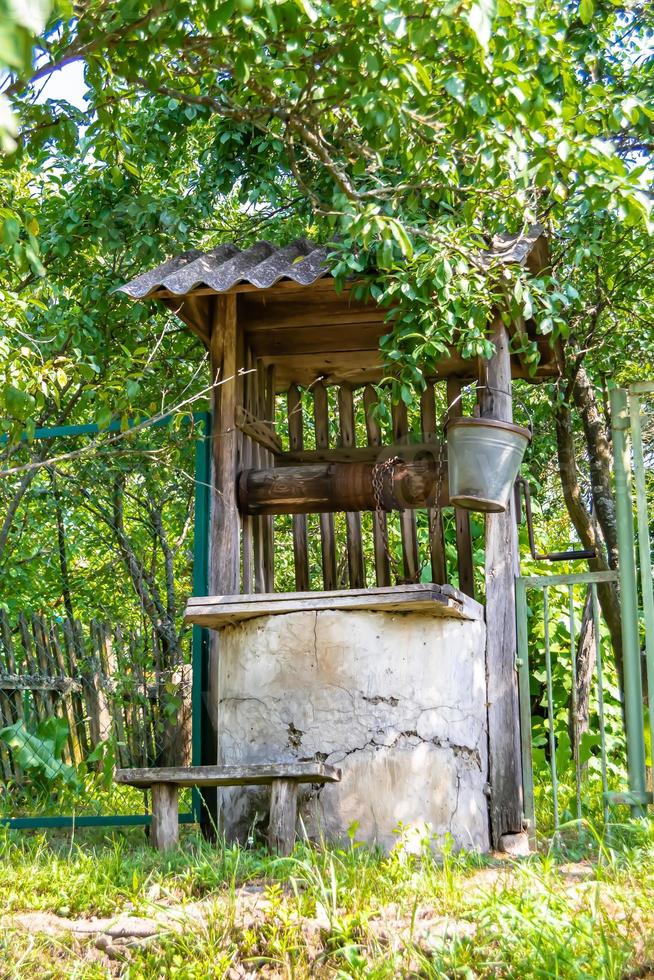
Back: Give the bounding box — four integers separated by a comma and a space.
118, 238, 330, 299
117, 224, 546, 300
480, 223, 546, 270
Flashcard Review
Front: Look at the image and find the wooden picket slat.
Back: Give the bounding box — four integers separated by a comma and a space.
391, 400, 420, 583
0, 617, 15, 777
49, 623, 80, 763
255, 361, 275, 592
446, 378, 475, 598
313, 381, 337, 590
264, 365, 276, 591
101, 625, 130, 766
338, 385, 365, 588
420, 384, 447, 584
0, 610, 24, 723
240, 344, 254, 594
62, 618, 90, 757
287, 384, 310, 591
17, 614, 46, 726
247, 349, 266, 594
31, 615, 56, 721
363, 385, 391, 586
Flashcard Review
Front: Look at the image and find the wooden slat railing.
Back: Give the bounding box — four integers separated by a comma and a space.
236, 368, 476, 597
0, 611, 191, 781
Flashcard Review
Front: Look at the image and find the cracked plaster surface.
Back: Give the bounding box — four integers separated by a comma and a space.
216, 609, 489, 852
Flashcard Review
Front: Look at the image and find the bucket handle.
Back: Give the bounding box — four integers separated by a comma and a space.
444, 381, 533, 433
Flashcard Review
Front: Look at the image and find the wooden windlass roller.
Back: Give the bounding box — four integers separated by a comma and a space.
237, 455, 449, 516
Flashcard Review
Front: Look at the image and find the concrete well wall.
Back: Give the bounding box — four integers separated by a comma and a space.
216, 608, 489, 852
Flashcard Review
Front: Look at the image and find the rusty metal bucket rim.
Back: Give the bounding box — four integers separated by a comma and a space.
444, 416, 532, 443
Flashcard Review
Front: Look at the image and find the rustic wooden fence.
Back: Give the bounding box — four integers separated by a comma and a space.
0, 610, 191, 783
239, 376, 477, 597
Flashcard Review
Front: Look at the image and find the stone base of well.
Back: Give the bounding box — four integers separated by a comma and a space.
215, 606, 489, 852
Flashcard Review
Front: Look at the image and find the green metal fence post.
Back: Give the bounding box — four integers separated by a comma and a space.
628, 391, 654, 785
516, 577, 536, 842
191, 412, 211, 823
610, 386, 647, 816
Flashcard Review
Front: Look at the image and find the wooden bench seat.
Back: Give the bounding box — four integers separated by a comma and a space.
115, 762, 341, 854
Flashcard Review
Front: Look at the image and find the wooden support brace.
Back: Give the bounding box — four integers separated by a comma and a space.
268, 779, 298, 856
151, 783, 179, 851
235, 404, 282, 456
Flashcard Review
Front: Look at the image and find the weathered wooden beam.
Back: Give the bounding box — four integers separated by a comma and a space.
363, 385, 391, 587
338, 385, 365, 588
0, 674, 81, 693
392, 401, 419, 582
204, 293, 240, 838
420, 383, 447, 584
185, 583, 483, 627
314, 382, 337, 590
479, 318, 523, 849
150, 783, 179, 851
237, 457, 449, 516
287, 385, 310, 591
234, 405, 282, 456
210, 295, 240, 595
115, 761, 342, 788
268, 780, 298, 856
277, 441, 443, 465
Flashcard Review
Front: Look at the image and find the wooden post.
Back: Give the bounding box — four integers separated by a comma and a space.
204, 294, 240, 838
479, 318, 523, 848
268, 779, 298, 856
151, 784, 179, 851
210, 295, 240, 594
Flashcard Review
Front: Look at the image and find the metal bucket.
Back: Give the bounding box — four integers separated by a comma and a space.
446, 417, 531, 512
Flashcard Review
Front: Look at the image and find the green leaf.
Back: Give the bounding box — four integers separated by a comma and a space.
579, 0, 594, 24
1, 216, 20, 245
4, 384, 35, 420
466, 0, 497, 51
96, 405, 113, 430
0, 718, 78, 786
294, 0, 319, 22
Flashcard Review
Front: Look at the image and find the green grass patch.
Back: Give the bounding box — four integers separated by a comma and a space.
0, 821, 653, 977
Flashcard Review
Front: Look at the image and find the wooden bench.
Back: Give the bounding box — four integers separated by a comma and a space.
115, 762, 341, 854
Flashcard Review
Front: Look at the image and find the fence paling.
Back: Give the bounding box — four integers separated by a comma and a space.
610, 386, 648, 813
628, 392, 654, 780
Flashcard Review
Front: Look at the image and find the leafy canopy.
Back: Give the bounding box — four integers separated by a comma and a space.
1, 0, 653, 418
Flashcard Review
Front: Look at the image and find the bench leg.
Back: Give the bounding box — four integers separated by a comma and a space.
151, 784, 179, 851
268, 779, 298, 856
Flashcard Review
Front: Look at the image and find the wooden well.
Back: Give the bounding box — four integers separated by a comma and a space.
119, 228, 556, 849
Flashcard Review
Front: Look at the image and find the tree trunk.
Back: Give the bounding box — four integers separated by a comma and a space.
571, 366, 619, 568
554, 396, 623, 691
571, 588, 595, 747
49, 467, 76, 628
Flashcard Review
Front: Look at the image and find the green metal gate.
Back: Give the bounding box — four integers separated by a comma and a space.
612, 384, 654, 815
517, 382, 654, 836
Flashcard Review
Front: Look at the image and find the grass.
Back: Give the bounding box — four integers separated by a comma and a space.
1, 819, 654, 978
